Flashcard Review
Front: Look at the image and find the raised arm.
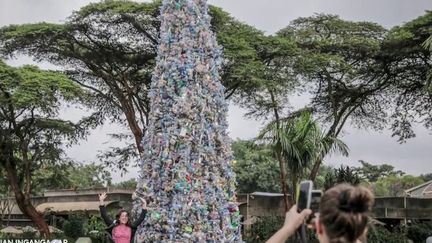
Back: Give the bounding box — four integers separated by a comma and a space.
98, 192, 113, 226
130, 196, 148, 228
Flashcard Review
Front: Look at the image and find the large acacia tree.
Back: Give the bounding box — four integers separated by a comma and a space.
0, 1, 269, 170
0, 61, 88, 237
0, 1, 161, 166
381, 11, 432, 141
278, 14, 432, 181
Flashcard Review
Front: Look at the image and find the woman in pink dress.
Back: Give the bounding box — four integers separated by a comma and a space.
99, 192, 147, 243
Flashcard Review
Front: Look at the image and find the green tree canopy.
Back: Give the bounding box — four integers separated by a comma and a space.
0, 0, 161, 160
32, 162, 112, 195
231, 140, 280, 193
0, 60, 88, 236
355, 160, 405, 182
278, 14, 389, 137
0, 1, 274, 171
382, 11, 432, 141
277, 15, 390, 180
419, 173, 432, 182
110, 178, 137, 190
277, 13, 432, 180
373, 175, 424, 197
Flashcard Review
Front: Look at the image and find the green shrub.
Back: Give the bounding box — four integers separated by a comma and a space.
367, 226, 408, 243
21, 229, 37, 239
84, 215, 107, 242
0, 231, 7, 239
406, 222, 432, 242
244, 216, 284, 243
63, 214, 85, 240
244, 216, 317, 243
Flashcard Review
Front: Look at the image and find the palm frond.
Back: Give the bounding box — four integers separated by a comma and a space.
422, 35, 432, 51
256, 110, 349, 184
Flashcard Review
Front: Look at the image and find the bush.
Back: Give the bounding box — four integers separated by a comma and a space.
21, 229, 37, 239
407, 222, 432, 242
0, 226, 74, 241
323, 165, 360, 190
50, 232, 74, 242
244, 216, 284, 243
367, 226, 408, 243
63, 214, 85, 240
244, 216, 317, 243
84, 215, 107, 242
0, 231, 7, 239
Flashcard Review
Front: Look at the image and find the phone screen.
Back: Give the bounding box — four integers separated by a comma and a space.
310, 190, 322, 213
298, 181, 312, 211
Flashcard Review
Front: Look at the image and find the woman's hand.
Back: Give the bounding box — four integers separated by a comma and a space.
99, 192, 107, 205
283, 205, 312, 232
266, 205, 312, 243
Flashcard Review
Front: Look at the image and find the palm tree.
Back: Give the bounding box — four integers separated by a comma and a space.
422, 35, 432, 50
323, 165, 361, 190
257, 111, 348, 209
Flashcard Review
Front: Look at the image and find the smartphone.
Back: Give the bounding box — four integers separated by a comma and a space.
304, 189, 322, 224
298, 180, 313, 211
310, 190, 322, 214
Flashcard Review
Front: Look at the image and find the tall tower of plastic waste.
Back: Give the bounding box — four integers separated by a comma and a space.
134, 0, 242, 242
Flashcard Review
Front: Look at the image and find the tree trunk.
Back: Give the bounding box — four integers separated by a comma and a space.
309, 105, 353, 182
270, 90, 290, 211
292, 174, 298, 205
4, 156, 50, 237
309, 158, 321, 182
121, 100, 144, 154
276, 149, 290, 212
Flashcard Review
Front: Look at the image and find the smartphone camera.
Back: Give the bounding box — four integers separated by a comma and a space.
298, 180, 313, 211
310, 190, 322, 214
298, 181, 322, 223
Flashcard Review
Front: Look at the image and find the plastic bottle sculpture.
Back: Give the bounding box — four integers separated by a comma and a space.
133, 0, 242, 242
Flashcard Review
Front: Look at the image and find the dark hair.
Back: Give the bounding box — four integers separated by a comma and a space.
115, 209, 129, 222
319, 184, 374, 243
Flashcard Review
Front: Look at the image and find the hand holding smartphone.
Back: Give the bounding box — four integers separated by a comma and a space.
298, 180, 313, 211
298, 181, 322, 224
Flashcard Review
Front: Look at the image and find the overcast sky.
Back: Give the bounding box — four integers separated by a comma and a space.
1, 0, 431, 182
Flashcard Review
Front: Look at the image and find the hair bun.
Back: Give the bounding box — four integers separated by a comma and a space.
338, 187, 373, 213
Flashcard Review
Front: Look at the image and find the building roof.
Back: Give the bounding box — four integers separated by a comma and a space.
44, 188, 133, 197
0, 226, 23, 234
251, 192, 285, 197
405, 180, 432, 196
9, 204, 22, 215
0, 226, 62, 235
35, 201, 117, 213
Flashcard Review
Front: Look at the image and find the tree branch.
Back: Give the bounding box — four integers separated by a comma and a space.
121, 14, 158, 46
68, 75, 123, 110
